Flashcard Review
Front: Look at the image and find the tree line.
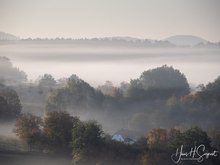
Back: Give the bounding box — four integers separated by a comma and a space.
14, 111, 220, 165
1, 58, 220, 134
1, 56, 220, 164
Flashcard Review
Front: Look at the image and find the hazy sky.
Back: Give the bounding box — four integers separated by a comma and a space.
0, 0, 220, 41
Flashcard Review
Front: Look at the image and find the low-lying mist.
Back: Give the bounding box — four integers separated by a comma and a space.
0, 121, 16, 137
0, 43, 220, 86
0, 45, 220, 164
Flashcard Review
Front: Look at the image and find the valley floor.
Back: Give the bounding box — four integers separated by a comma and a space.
0, 151, 72, 165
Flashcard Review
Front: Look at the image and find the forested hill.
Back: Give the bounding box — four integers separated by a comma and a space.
1, 32, 220, 48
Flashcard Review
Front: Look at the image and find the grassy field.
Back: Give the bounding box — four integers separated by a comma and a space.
0, 151, 72, 165
0, 135, 72, 165
0, 135, 24, 151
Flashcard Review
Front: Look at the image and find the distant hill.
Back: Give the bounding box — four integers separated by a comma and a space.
1, 32, 218, 48
106, 36, 143, 42
165, 35, 207, 46
0, 32, 19, 40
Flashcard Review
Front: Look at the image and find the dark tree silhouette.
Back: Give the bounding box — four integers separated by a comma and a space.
43, 111, 79, 153
0, 84, 21, 120
128, 65, 190, 99
72, 121, 103, 164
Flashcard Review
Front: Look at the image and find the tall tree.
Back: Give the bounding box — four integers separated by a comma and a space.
43, 111, 79, 153
147, 128, 168, 149
128, 65, 190, 99
14, 113, 42, 150
38, 74, 56, 87
72, 121, 103, 165
0, 84, 21, 120
46, 74, 104, 112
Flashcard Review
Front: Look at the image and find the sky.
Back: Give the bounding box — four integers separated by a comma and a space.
0, 0, 220, 41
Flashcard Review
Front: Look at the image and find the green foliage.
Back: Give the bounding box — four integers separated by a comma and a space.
182, 127, 211, 150
14, 111, 79, 153
13, 111, 219, 165
167, 127, 219, 165
14, 113, 42, 150
141, 127, 219, 165
43, 111, 79, 153
72, 121, 103, 164
168, 127, 211, 151
167, 128, 182, 149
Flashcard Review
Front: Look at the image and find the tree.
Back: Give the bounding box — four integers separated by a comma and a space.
46, 74, 104, 112
0, 84, 21, 120
0, 96, 10, 120
205, 76, 220, 92
167, 128, 183, 150
72, 121, 103, 165
98, 81, 114, 95
147, 128, 168, 150
167, 127, 215, 165
168, 127, 211, 152
128, 65, 190, 99
209, 129, 220, 151
182, 127, 211, 150
43, 111, 79, 153
98, 81, 122, 98
119, 81, 130, 97
178, 76, 220, 129
38, 74, 56, 87
134, 136, 148, 151
0, 56, 27, 84
14, 113, 42, 150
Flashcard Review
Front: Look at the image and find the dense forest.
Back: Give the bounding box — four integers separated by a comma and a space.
0, 56, 220, 164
